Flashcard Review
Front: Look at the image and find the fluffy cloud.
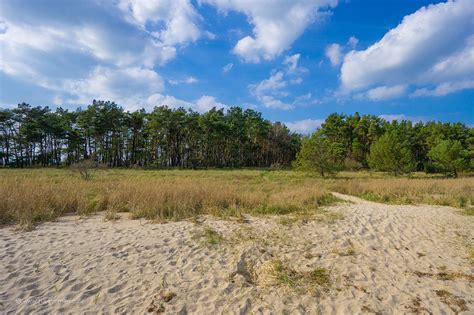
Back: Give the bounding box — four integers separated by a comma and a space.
55, 66, 226, 112
251, 71, 287, 96
366, 85, 407, 101
340, 0, 474, 97
325, 36, 358, 66
249, 71, 292, 109
201, 0, 338, 62
59, 66, 165, 109
195, 95, 229, 112
0, 1, 189, 77
325, 43, 343, 66
285, 119, 323, 134
258, 95, 293, 110
146, 94, 228, 113
0, 0, 213, 110
0, 2, 178, 90
117, 0, 203, 46
0, 21, 171, 107
249, 54, 311, 109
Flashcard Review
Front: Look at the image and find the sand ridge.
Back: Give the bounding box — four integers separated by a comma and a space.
0, 193, 473, 314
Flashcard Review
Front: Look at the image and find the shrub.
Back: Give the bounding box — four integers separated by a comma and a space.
428, 140, 468, 178
368, 132, 415, 174
294, 131, 340, 177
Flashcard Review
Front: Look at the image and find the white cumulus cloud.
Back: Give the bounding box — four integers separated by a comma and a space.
0, 0, 213, 110
249, 71, 293, 109
60, 66, 165, 109
340, 0, 474, 98
117, 0, 203, 46
249, 54, 312, 110
366, 85, 407, 101
201, 0, 338, 63
251, 71, 287, 95
146, 94, 228, 113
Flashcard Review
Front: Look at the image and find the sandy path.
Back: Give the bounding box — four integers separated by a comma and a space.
0, 194, 472, 314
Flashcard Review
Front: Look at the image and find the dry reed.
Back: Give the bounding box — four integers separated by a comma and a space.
0, 169, 332, 228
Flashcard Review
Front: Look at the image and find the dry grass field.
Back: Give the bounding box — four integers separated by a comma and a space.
1, 169, 472, 229
0, 169, 337, 229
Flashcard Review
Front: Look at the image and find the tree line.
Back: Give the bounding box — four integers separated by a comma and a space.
295, 113, 473, 177
0, 101, 300, 168
0, 102, 472, 176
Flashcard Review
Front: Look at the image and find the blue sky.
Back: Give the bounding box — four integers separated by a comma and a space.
0, 0, 473, 133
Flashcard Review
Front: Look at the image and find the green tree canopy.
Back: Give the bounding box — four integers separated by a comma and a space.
1, 103, 471, 174
367, 131, 415, 174
0, 102, 300, 168
428, 140, 468, 177
293, 131, 340, 177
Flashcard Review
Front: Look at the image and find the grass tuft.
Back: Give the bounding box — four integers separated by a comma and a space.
434, 290, 468, 313
258, 259, 330, 291
193, 227, 223, 246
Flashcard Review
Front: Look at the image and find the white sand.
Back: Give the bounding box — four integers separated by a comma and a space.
1, 193, 473, 314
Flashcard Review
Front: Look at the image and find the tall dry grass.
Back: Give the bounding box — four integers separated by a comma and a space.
330, 177, 473, 213
3, 169, 471, 229
0, 169, 334, 228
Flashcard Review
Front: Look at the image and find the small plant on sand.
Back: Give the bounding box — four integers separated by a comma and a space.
331, 245, 355, 256
277, 209, 342, 226
263, 260, 301, 288
258, 259, 331, 291
159, 290, 176, 302
434, 290, 468, 313
405, 297, 430, 314
94, 288, 102, 304
193, 227, 223, 246
104, 209, 120, 221
342, 246, 356, 256
308, 268, 331, 287
277, 216, 300, 226
469, 247, 474, 265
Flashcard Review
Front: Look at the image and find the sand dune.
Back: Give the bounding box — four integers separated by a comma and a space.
1, 194, 473, 314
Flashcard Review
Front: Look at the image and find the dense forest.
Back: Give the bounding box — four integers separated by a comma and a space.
296, 113, 473, 176
0, 101, 472, 174
0, 101, 300, 168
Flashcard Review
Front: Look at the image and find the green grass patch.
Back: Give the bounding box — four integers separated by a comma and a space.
192, 227, 223, 246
